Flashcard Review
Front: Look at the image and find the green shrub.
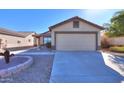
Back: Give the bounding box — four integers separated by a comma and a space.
45, 42, 51, 48
105, 31, 124, 38
109, 46, 124, 53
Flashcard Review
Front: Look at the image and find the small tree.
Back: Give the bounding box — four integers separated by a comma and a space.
103, 23, 110, 31
107, 10, 124, 37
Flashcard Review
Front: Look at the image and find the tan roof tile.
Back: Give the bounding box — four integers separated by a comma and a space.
0, 28, 25, 37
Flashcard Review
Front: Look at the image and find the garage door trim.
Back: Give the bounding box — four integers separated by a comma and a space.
54, 31, 98, 50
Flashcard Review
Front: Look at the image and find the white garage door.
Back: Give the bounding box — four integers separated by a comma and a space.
56, 33, 96, 51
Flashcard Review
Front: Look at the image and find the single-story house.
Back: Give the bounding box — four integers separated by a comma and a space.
40, 31, 51, 44
0, 28, 37, 50
33, 31, 51, 46
49, 16, 104, 51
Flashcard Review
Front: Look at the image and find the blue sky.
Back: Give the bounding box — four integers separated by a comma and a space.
0, 9, 121, 33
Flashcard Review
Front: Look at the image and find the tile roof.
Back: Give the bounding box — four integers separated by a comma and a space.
0, 28, 35, 38
18, 32, 35, 37
0, 28, 25, 37
40, 31, 51, 37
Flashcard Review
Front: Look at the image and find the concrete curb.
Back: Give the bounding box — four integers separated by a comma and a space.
0, 56, 33, 78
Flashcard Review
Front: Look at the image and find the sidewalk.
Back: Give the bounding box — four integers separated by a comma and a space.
10, 47, 37, 54
10, 47, 55, 55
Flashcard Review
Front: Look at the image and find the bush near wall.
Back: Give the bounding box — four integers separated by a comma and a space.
101, 32, 124, 49
105, 31, 124, 38
45, 42, 51, 48
109, 46, 124, 53
101, 35, 110, 48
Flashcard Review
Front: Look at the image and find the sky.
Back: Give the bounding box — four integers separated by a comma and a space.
0, 9, 121, 34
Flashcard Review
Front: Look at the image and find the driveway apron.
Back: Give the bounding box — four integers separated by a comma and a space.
50, 51, 124, 83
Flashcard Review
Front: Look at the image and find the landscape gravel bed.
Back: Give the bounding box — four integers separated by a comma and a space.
0, 55, 54, 83
0, 56, 33, 78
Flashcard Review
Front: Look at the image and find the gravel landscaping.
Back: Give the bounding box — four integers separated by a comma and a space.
102, 52, 124, 76
0, 55, 54, 83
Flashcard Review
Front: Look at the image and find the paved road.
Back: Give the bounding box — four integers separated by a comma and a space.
50, 51, 124, 83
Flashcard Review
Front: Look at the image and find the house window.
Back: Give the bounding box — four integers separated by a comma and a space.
73, 21, 79, 28
17, 40, 21, 44
0, 39, 2, 43
5, 40, 7, 47
28, 39, 31, 42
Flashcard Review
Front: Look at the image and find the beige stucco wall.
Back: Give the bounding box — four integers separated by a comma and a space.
0, 33, 36, 49
51, 20, 101, 47
40, 36, 44, 45
0, 34, 25, 48
24, 33, 36, 46
108, 37, 124, 45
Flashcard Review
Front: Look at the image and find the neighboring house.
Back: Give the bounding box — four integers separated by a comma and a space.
49, 16, 104, 51
32, 34, 42, 46
18, 31, 37, 46
33, 31, 51, 46
0, 28, 37, 50
40, 31, 51, 44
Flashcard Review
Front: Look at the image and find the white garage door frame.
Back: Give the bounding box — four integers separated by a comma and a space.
54, 31, 98, 50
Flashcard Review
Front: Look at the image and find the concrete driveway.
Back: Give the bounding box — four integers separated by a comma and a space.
50, 51, 124, 83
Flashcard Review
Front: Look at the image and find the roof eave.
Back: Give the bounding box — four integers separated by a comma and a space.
49, 16, 105, 31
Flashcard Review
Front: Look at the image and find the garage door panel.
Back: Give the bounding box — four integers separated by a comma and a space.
56, 33, 96, 51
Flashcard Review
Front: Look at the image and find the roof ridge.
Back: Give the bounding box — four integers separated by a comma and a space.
49, 16, 104, 30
